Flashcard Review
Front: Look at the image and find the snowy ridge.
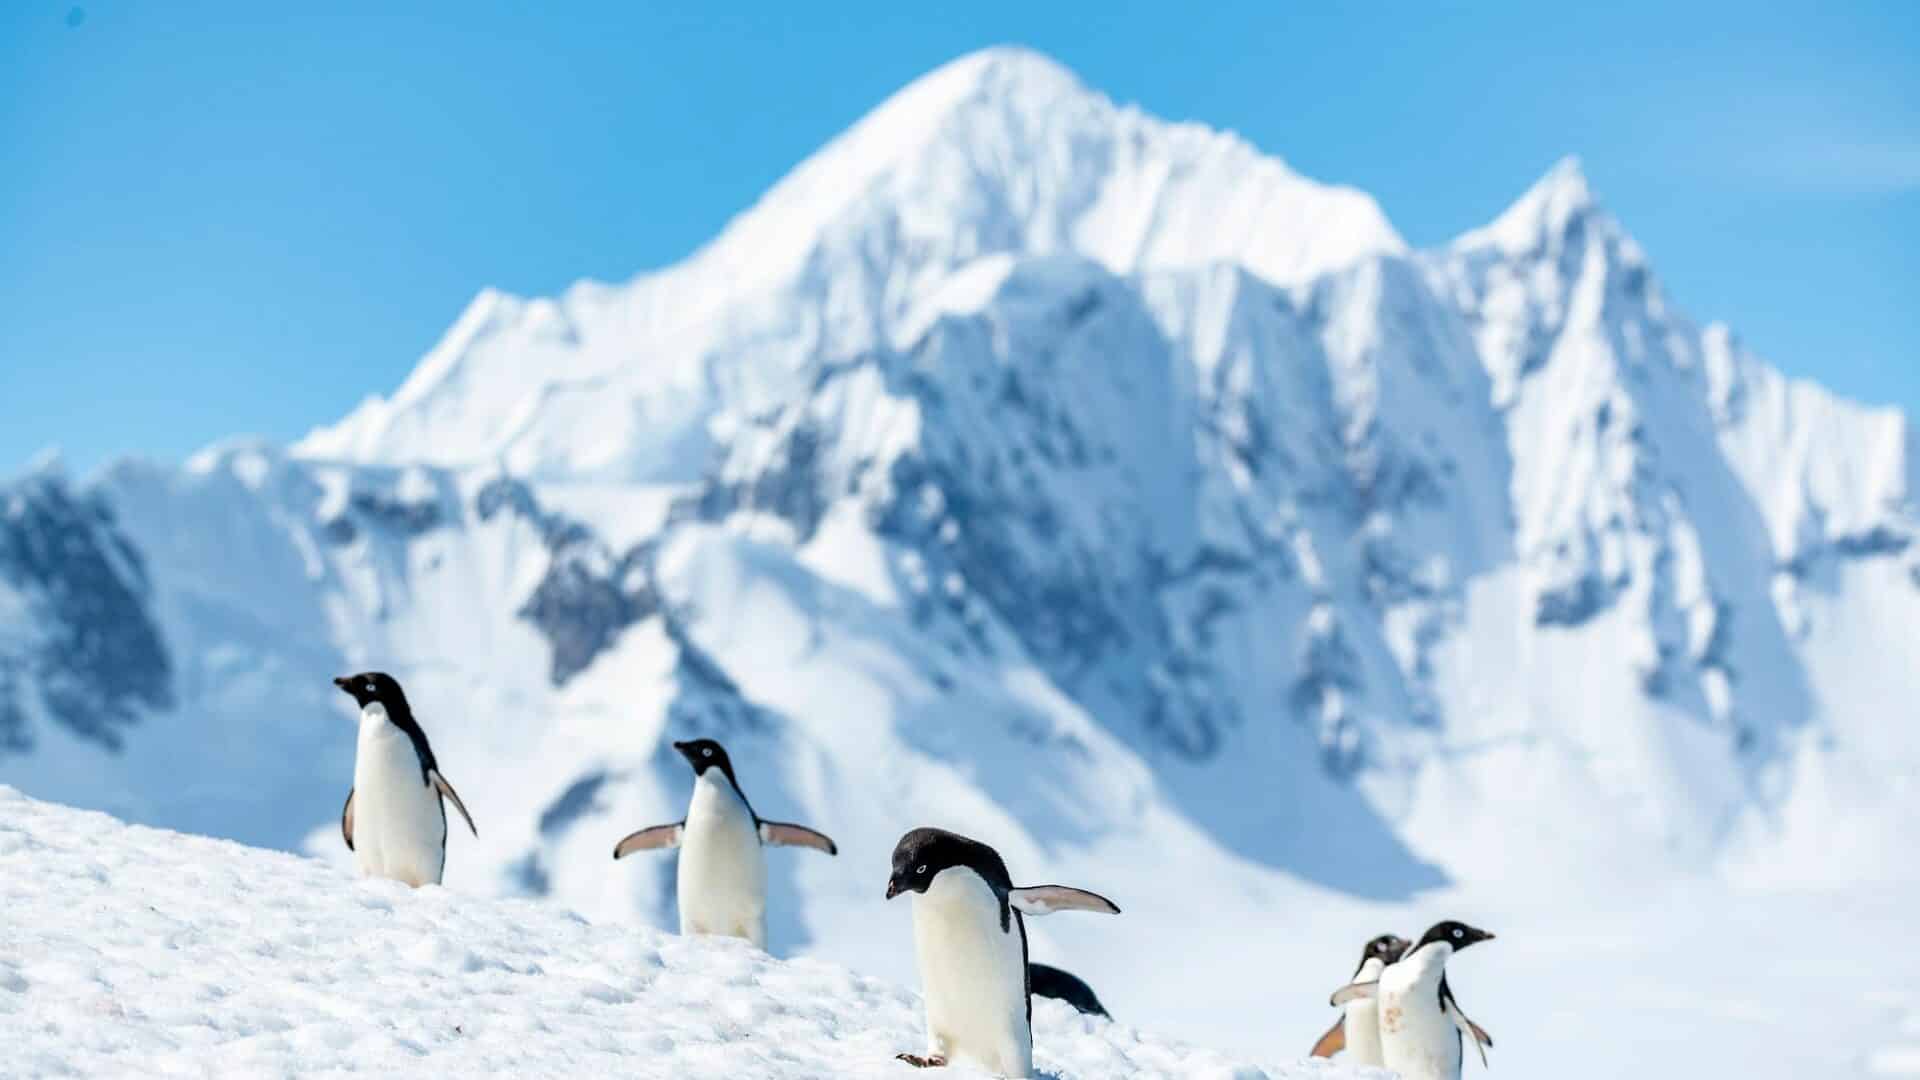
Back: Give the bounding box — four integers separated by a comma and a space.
296, 47, 1403, 473
0, 786, 1366, 1079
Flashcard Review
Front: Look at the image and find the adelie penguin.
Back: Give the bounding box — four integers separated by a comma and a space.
334, 673, 477, 888
611, 738, 837, 949
1331, 920, 1496, 1080
886, 828, 1120, 1076
1311, 932, 1411, 1065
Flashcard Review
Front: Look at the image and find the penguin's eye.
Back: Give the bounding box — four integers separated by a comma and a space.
364, 681, 375, 694
702, 747, 713, 757
916, 865, 927, 875
1452, 927, 1464, 939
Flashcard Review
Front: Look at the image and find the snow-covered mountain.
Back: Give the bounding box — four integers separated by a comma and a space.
5, 46, 1918, 1075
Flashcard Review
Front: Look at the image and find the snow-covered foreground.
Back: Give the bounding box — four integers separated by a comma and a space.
7, 785, 1917, 1080
0, 788, 1364, 1079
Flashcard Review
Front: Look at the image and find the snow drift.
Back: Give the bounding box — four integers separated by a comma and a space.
0, 785, 1366, 1079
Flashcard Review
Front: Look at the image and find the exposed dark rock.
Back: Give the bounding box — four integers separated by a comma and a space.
1832, 526, 1910, 559
0, 476, 173, 752
538, 771, 610, 836
519, 546, 658, 686
321, 487, 448, 545
348, 490, 445, 535
661, 615, 769, 735
875, 454, 1131, 680
1291, 611, 1368, 776
697, 424, 833, 541
476, 475, 660, 686
0, 663, 30, 753
1536, 569, 1625, 627
507, 853, 551, 897
475, 475, 591, 549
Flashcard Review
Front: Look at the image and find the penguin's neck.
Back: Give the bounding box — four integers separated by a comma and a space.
1398, 942, 1453, 988
359, 702, 402, 743
916, 867, 1005, 929
1354, 956, 1386, 985
355, 701, 426, 792
687, 769, 750, 826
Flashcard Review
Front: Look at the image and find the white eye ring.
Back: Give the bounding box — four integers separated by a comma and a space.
702, 747, 713, 757
917, 865, 927, 875
1452, 928, 1464, 938
364, 682, 375, 693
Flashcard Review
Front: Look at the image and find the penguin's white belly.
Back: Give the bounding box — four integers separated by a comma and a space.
1345, 998, 1386, 1066
1343, 955, 1388, 1066
1378, 969, 1461, 1080
352, 719, 444, 888
912, 871, 1031, 1078
676, 780, 767, 946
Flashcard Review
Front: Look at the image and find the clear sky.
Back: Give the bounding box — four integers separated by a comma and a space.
3, 2, 1915, 473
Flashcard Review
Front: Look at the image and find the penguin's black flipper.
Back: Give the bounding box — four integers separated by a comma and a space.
1330, 981, 1379, 1007
757, 821, 838, 855
1007, 885, 1120, 916
1309, 1016, 1345, 1058
429, 770, 478, 837
341, 788, 356, 851
1028, 963, 1111, 1018
612, 822, 684, 859
1441, 977, 1493, 1066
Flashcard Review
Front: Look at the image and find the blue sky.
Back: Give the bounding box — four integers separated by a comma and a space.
3, 2, 1915, 472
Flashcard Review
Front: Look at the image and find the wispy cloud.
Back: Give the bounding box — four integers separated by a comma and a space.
1762, 138, 1920, 195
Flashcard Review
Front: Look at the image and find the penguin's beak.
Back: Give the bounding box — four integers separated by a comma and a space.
885, 876, 903, 901
671, 741, 697, 765
332, 676, 351, 690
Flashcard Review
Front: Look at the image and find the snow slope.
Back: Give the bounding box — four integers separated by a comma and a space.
0, 786, 1366, 1080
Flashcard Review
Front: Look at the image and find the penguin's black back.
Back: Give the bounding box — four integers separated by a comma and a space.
1028, 962, 1110, 1018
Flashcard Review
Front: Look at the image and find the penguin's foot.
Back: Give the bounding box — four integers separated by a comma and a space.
894, 1053, 948, 1068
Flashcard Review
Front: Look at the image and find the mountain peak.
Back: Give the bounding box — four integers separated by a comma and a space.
911, 45, 1090, 110
1454, 155, 1603, 255
296, 49, 1407, 470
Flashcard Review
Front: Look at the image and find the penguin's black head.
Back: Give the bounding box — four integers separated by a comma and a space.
334, 672, 407, 712
885, 827, 1011, 900
1415, 920, 1495, 954
672, 738, 734, 777
1362, 933, 1413, 967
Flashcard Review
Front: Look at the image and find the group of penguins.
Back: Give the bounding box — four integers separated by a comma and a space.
334, 671, 1496, 1079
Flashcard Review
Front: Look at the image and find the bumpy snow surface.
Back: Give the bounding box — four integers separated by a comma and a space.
0, 788, 1364, 1079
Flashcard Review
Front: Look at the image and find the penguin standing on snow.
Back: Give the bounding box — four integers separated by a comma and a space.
611, 738, 837, 949
334, 673, 477, 888
1331, 920, 1496, 1080
885, 828, 1120, 1076
1027, 963, 1110, 1019
1311, 933, 1411, 1064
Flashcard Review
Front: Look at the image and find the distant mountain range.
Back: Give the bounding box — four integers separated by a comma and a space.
6, 46, 1917, 972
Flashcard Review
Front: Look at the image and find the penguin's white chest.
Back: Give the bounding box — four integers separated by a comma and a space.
352, 707, 445, 888
1378, 953, 1462, 1080
1344, 957, 1388, 1066
675, 773, 767, 946
911, 869, 1031, 1078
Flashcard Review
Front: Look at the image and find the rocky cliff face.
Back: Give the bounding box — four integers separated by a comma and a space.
0, 466, 172, 752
